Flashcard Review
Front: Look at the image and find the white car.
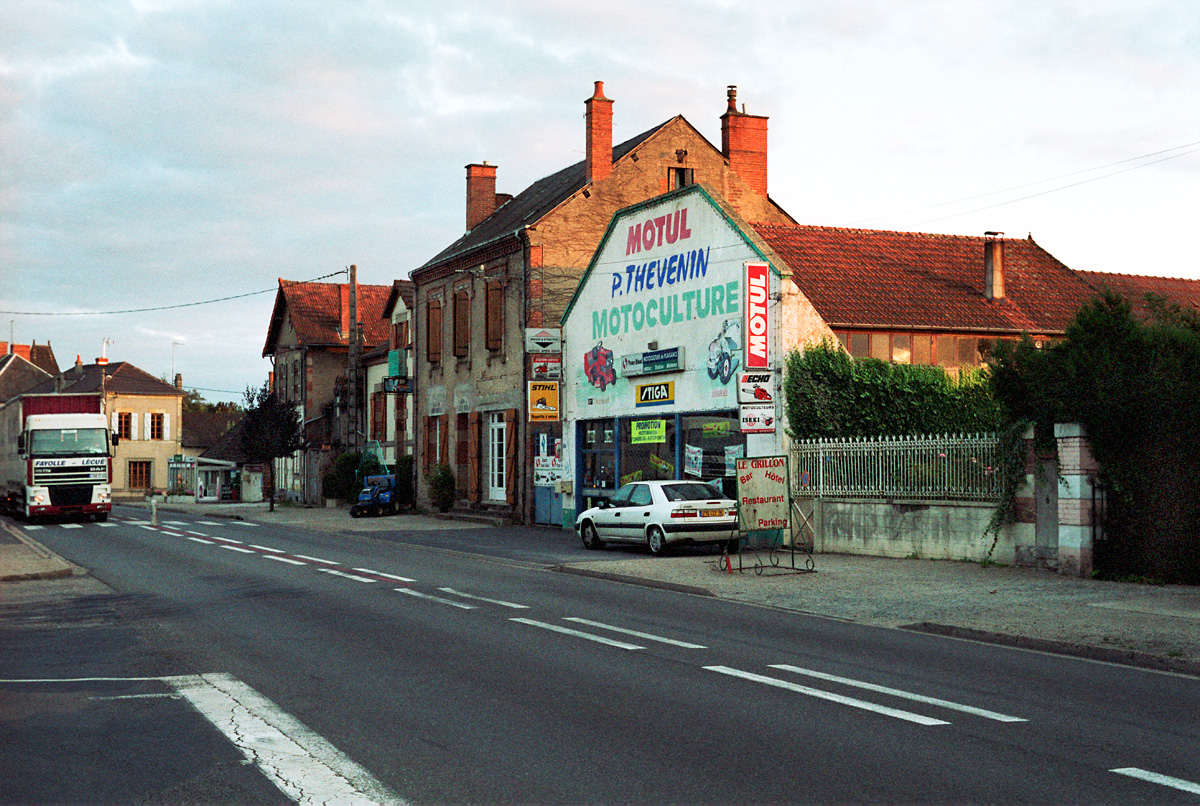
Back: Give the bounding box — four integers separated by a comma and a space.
575, 480, 739, 556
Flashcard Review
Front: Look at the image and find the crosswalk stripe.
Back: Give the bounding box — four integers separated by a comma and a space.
317, 567, 377, 583
512, 618, 643, 650
705, 666, 949, 726
219, 545, 256, 555
264, 555, 306, 566
770, 664, 1025, 722
564, 617, 704, 648
354, 568, 415, 582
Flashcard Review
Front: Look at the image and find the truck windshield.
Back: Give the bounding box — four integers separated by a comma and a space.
29, 428, 109, 456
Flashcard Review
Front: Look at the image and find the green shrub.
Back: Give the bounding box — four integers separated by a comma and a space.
321, 453, 361, 502
395, 455, 415, 511
427, 464, 456, 512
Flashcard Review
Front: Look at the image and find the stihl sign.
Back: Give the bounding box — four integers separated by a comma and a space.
744, 261, 770, 369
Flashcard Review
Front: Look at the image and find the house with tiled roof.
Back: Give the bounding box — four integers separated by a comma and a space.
0, 341, 60, 377
410, 82, 794, 525
0, 353, 52, 403
558, 182, 1200, 550
25, 356, 184, 497
373, 279, 415, 469
262, 274, 392, 503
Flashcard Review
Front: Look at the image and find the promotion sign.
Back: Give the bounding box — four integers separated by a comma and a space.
735, 455, 791, 533
744, 261, 770, 369
527, 382, 560, 421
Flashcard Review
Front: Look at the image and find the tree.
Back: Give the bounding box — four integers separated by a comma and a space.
240, 382, 303, 512
989, 291, 1200, 582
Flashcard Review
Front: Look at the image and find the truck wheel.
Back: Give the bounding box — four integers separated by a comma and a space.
350, 505, 363, 518
95, 513, 108, 523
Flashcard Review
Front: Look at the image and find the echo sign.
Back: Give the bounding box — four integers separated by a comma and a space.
745, 262, 769, 369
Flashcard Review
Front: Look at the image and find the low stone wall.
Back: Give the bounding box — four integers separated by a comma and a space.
811, 498, 1031, 564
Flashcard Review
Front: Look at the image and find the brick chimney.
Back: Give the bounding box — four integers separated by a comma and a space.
585, 80, 613, 183
340, 283, 350, 338
465, 162, 498, 230
984, 233, 1005, 300
721, 85, 769, 197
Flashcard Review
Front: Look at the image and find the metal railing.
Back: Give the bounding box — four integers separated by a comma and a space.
790, 433, 1001, 502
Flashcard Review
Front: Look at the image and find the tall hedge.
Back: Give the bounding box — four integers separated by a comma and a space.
783, 343, 1002, 439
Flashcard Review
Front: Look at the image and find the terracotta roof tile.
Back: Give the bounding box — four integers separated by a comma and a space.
1077, 270, 1200, 319
264, 280, 393, 356
24, 362, 183, 397
752, 224, 1098, 335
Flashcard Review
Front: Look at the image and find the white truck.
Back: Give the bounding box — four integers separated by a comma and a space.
0, 393, 116, 522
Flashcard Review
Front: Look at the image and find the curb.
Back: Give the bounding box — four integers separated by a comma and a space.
903, 622, 1200, 677
1, 521, 83, 581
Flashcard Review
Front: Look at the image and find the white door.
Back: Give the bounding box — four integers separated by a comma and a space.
487, 412, 506, 502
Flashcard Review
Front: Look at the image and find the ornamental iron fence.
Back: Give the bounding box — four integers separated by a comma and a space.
790, 432, 1002, 502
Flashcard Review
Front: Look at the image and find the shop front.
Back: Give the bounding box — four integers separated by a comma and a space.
560, 185, 799, 528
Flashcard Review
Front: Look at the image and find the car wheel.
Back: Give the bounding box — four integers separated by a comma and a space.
580, 521, 604, 550
647, 526, 668, 557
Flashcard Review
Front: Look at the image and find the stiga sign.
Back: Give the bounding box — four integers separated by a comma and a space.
744, 261, 769, 369
635, 381, 674, 408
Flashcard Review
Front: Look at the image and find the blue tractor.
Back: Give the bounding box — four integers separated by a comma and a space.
350, 474, 398, 518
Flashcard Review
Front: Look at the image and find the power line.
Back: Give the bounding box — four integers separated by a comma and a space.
850, 141, 1200, 227
0, 269, 348, 316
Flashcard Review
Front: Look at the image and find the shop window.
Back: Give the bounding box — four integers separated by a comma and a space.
892, 334, 912, 364
580, 418, 616, 496
619, 417, 677, 485
681, 413, 744, 499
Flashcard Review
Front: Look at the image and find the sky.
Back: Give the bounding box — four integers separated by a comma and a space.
2, 0, 1197, 404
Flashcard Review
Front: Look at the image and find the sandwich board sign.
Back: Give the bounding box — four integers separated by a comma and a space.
735, 455, 791, 544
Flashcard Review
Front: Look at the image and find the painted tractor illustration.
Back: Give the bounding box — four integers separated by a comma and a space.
584, 341, 615, 391
706, 318, 741, 385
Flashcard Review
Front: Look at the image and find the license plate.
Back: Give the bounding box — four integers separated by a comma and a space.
700, 509, 725, 518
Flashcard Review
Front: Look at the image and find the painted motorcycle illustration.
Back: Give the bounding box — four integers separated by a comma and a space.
706, 318, 741, 385
584, 341, 615, 390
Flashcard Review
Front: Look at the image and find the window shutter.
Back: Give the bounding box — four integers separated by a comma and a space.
453, 289, 470, 358
163, 413, 171, 441
111, 412, 118, 433
427, 299, 443, 363
131, 412, 139, 441
505, 408, 517, 506
423, 416, 435, 475
486, 280, 503, 352
439, 414, 450, 473
468, 411, 480, 502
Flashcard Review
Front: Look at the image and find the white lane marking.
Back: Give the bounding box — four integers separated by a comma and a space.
264, 555, 307, 566
705, 666, 949, 726
166, 673, 404, 805
187, 537, 215, 545
354, 568, 416, 583
90, 693, 181, 701
163, 520, 190, 526
96, 522, 117, 527
22, 525, 44, 531
393, 588, 476, 609
185, 530, 209, 537
196, 521, 222, 525
438, 587, 529, 609
252, 544, 286, 553
294, 554, 340, 566
317, 567, 377, 583
229, 522, 259, 527
210, 536, 244, 545
137, 525, 158, 532
60, 523, 83, 529
219, 545, 257, 555
565, 617, 705, 648
1111, 768, 1200, 795
512, 618, 644, 650
770, 664, 1026, 723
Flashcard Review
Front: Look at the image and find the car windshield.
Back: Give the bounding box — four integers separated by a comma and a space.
28, 428, 109, 457
662, 482, 725, 502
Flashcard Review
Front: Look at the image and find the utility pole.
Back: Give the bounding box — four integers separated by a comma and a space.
347, 264, 360, 452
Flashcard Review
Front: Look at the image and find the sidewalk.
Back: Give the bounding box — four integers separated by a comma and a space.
4, 502, 1199, 676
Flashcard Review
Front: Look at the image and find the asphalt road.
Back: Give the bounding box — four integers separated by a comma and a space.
2, 507, 1199, 803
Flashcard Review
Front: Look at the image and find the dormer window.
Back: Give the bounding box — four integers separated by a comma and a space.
668, 167, 694, 191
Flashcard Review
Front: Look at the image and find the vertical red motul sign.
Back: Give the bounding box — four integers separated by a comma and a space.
744, 261, 770, 369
